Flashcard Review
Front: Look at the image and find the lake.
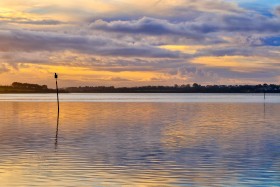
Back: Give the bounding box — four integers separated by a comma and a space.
0, 93, 279, 186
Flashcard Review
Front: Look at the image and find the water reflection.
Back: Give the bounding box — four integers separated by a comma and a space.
264, 102, 266, 119
55, 109, 59, 149
0, 102, 279, 186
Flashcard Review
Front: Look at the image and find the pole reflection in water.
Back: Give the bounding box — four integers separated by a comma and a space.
264, 102, 266, 119
55, 109, 59, 149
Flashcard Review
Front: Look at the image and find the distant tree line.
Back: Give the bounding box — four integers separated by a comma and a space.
12, 82, 48, 90
0, 82, 66, 93
65, 83, 280, 93
1, 82, 280, 93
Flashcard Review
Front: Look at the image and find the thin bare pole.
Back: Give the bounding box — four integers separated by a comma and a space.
55, 73, 59, 112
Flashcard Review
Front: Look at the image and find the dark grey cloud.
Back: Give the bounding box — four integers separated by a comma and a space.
0, 29, 182, 58
90, 14, 280, 38
55, 55, 188, 73
91, 17, 202, 39
91, 17, 204, 39
0, 48, 192, 74
194, 46, 254, 57
216, 15, 280, 33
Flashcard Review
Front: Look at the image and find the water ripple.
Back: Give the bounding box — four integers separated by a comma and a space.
0, 99, 279, 186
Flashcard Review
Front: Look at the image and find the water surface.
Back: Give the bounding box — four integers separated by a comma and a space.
0, 94, 279, 186
1, 93, 280, 103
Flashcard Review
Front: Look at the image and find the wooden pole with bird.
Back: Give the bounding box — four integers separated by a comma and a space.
55, 73, 59, 112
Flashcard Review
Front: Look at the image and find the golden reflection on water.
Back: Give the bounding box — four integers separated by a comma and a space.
162, 104, 270, 148
0, 102, 279, 186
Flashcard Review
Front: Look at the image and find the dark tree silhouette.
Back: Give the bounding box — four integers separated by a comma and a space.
1, 82, 280, 93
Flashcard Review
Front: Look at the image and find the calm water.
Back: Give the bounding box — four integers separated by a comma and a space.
0, 94, 279, 186
1, 93, 280, 103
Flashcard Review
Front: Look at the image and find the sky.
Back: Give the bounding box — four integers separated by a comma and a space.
0, 0, 280, 87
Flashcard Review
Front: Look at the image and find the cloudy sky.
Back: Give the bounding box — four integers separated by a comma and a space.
0, 0, 279, 87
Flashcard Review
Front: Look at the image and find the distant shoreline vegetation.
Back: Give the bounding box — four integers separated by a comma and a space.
0, 82, 65, 94
1, 82, 280, 93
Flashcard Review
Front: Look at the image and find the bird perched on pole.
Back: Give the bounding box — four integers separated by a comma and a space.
54, 73, 59, 112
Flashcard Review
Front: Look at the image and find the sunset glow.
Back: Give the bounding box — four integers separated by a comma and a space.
0, 0, 279, 87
